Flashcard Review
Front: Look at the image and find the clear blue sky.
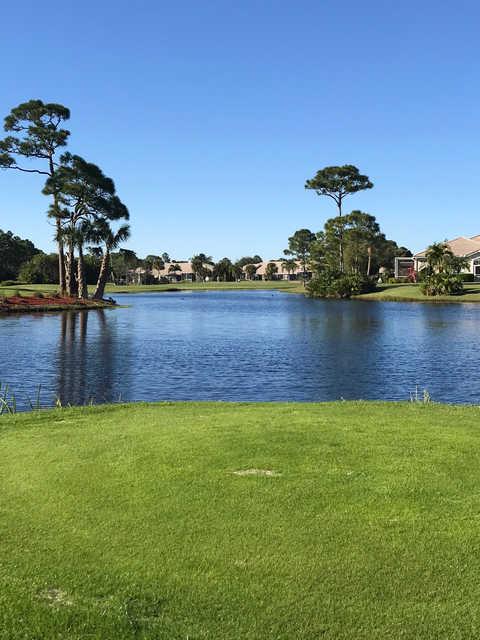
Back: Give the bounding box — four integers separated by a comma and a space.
1, 0, 479, 260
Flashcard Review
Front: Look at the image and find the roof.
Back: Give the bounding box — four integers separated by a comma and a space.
243, 260, 306, 276
415, 236, 480, 258
152, 261, 213, 277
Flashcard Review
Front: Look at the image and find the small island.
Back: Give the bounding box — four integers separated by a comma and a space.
0, 291, 116, 313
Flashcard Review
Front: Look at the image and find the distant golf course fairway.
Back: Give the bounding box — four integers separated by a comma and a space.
2, 401, 480, 639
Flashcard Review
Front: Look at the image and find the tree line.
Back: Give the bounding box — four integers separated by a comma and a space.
0, 100, 130, 299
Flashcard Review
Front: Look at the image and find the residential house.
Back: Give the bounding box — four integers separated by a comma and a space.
243, 260, 311, 281
153, 261, 213, 282
394, 236, 480, 280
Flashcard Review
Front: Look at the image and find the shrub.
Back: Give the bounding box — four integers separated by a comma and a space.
416, 269, 429, 282
307, 271, 376, 299
459, 273, 474, 282
420, 273, 464, 296
0, 280, 18, 286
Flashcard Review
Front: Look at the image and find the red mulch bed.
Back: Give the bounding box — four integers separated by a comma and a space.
0, 295, 113, 312
6, 295, 82, 306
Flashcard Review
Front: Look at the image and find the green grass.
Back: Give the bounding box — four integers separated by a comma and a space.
356, 282, 480, 302
0, 280, 304, 298
0, 283, 59, 297
2, 401, 480, 638
104, 279, 305, 294
4, 281, 480, 304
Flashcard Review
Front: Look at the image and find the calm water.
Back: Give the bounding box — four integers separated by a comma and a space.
1, 290, 479, 408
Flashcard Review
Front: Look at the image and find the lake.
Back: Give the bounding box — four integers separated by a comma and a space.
1, 289, 479, 409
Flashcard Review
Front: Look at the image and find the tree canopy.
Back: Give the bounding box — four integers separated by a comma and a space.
284, 229, 316, 283
0, 229, 40, 281
0, 99, 71, 291
305, 165, 373, 216
0, 99, 70, 174
212, 258, 240, 282
309, 211, 411, 277
191, 253, 214, 281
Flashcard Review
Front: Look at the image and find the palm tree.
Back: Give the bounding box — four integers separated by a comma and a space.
190, 253, 214, 281
90, 221, 131, 300
75, 219, 98, 299
265, 262, 279, 281
425, 242, 454, 273
45, 154, 129, 297
168, 263, 182, 281
281, 258, 297, 279
245, 263, 258, 280
212, 258, 237, 282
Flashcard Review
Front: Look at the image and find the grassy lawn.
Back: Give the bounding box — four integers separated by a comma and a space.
104, 280, 305, 294
4, 281, 480, 304
0, 280, 304, 298
2, 401, 480, 638
356, 281, 480, 302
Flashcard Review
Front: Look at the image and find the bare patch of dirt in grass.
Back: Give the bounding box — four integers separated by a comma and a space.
232, 468, 281, 477
39, 588, 73, 607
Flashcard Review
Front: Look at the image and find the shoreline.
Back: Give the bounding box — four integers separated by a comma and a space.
0, 294, 117, 314
3, 281, 480, 307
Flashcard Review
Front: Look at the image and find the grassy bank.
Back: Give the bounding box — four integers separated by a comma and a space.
0, 280, 304, 299
4, 281, 480, 304
356, 282, 480, 302
2, 401, 480, 638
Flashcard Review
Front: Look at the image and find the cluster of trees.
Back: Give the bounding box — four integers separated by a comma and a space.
420, 242, 468, 296
282, 165, 411, 297
0, 227, 127, 287
127, 253, 265, 283
0, 229, 40, 281
0, 100, 131, 299
208, 255, 263, 281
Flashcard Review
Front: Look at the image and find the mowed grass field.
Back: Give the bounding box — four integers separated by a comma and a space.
3, 280, 480, 303
2, 401, 480, 638
0, 279, 304, 298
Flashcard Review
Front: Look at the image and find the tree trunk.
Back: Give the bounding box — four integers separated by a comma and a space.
49, 156, 66, 296
77, 244, 88, 299
338, 199, 344, 273
93, 249, 110, 300
56, 217, 66, 296
367, 247, 372, 277
65, 237, 77, 297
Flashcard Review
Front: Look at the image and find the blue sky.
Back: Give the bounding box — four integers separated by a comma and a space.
0, 0, 479, 260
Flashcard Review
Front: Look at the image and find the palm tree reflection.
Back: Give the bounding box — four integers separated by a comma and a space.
56, 309, 117, 406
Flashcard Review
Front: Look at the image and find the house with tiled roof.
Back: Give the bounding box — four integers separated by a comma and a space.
152, 261, 213, 282
394, 236, 480, 279
129, 261, 213, 283
242, 260, 310, 281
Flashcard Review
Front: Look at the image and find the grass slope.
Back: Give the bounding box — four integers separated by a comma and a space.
2, 401, 480, 638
